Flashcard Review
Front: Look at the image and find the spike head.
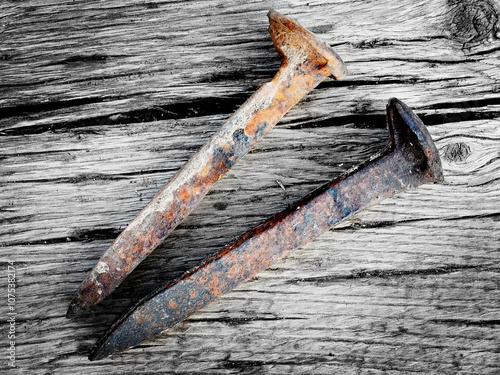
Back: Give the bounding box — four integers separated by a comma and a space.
386, 98, 444, 183
268, 10, 347, 80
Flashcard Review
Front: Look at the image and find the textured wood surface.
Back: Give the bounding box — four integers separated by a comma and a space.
1, 0, 500, 374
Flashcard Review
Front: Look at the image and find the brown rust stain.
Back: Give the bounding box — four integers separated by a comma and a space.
179, 187, 191, 201
207, 276, 223, 297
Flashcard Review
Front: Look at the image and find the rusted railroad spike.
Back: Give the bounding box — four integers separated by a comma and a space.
67, 10, 347, 318
88, 98, 444, 360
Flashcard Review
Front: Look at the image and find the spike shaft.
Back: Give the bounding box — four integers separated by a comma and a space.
89, 99, 443, 360
68, 10, 347, 316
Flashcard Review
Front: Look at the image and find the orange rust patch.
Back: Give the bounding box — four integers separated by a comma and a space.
227, 264, 243, 279
208, 276, 223, 296
179, 187, 190, 201
189, 290, 197, 298
168, 301, 178, 309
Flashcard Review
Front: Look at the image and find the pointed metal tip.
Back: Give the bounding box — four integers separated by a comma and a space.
88, 344, 108, 362
88, 322, 128, 361
66, 299, 85, 319
87, 304, 153, 361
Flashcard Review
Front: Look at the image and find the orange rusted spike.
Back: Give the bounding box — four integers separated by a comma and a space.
67, 10, 347, 317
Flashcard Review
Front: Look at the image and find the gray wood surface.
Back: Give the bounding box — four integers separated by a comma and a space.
1, 0, 500, 373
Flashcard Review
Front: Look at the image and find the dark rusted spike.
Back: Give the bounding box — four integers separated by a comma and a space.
88, 98, 443, 361
67, 10, 347, 318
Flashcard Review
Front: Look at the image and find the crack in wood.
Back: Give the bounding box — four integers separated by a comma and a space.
1, 228, 121, 247
423, 96, 500, 110
288, 108, 500, 130
190, 316, 307, 325
287, 264, 498, 284
0, 97, 117, 120
429, 318, 500, 326
0, 96, 245, 136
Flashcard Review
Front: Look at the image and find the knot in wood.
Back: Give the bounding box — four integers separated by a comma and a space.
449, 0, 500, 49
443, 142, 472, 163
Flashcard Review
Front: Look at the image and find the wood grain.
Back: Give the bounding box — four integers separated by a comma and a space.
1, 0, 499, 373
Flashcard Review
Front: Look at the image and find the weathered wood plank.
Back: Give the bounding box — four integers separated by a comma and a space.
1, 0, 499, 373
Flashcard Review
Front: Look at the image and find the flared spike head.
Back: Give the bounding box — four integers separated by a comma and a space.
267, 10, 347, 80
386, 98, 444, 183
